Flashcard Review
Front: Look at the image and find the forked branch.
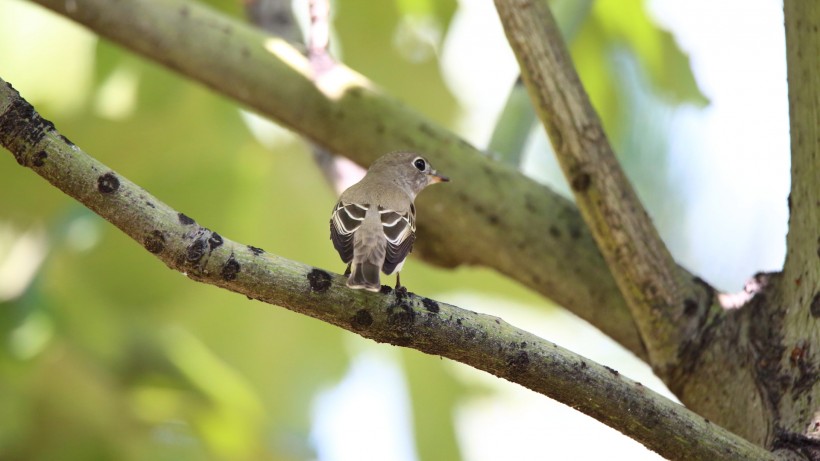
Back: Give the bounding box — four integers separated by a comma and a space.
494, 0, 713, 376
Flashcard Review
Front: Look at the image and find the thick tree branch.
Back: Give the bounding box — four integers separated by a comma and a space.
0, 76, 776, 461
773, 0, 820, 441
782, 1, 819, 290
493, 0, 711, 376
26, 0, 653, 358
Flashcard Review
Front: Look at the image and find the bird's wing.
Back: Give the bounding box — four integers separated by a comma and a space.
330, 201, 368, 263
379, 204, 416, 275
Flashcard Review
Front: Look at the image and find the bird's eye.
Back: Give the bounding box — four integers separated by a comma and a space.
413, 158, 426, 171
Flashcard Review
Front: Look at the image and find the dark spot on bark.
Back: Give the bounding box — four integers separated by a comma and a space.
422, 298, 439, 313
772, 429, 820, 458
144, 230, 165, 254
0, 89, 55, 165
788, 193, 792, 212
495, 319, 500, 324
641, 408, 662, 430
520, 342, 527, 348
58, 134, 74, 146
394, 285, 409, 303
178, 213, 195, 225
604, 366, 619, 376
375, 123, 385, 135
570, 172, 591, 192
507, 351, 529, 374
380, 285, 393, 295
208, 232, 223, 250
683, 299, 698, 316
791, 340, 818, 396
220, 255, 240, 281
247, 245, 264, 255
387, 302, 416, 345
146, 201, 155, 208
636, 382, 643, 387
97, 173, 120, 194
487, 214, 499, 225
32, 150, 47, 167
582, 124, 603, 142
548, 226, 561, 238
307, 269, 332, 293
186, 238, 207, 262
465, 328, 476, 340
351, 309, 373, 330
569, 225, 581, 240
456, 318, 462, 325
809, 293, 820, 318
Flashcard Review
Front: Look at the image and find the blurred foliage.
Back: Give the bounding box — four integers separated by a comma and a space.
571, 0, 706, 151
336, 0, 459, 127
0, 0, 703, 460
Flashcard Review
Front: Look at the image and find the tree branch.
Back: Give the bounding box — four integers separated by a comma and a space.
487, 76, 536, 166
773, 0, 820, 440
493, 0, 711, 376
26, 0, 652, 358
244, 0, 304, 46
782, 1, 819, 293
0, 76, 776, 461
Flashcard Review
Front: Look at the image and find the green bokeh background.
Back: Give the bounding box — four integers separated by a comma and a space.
0, 0, 705, 459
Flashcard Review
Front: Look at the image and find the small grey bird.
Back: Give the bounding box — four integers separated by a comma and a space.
330, 152, 449, 292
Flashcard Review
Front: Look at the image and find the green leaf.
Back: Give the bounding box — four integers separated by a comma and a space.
592, 0, 708, 106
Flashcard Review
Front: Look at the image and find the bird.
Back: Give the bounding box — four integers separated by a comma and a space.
330, 152, 449, 292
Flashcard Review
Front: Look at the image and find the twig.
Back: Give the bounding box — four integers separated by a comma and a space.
307, 0, 334, 74
494, 0, 709, 375
0, 76, 776, 461
244, 0, 304, 46
487, 76, 536, 166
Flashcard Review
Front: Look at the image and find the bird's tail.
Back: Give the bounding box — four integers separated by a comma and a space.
347, 262, 381, 292
347, 210, 385, 292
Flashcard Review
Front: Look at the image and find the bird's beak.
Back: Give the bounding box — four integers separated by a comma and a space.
429, 170, 450, 183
